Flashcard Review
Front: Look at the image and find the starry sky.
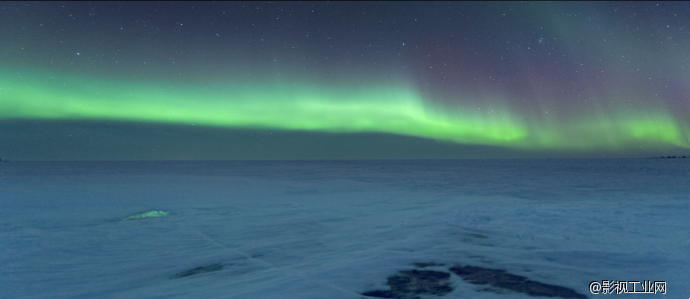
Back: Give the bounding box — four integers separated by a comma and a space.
1, 1, 689, 160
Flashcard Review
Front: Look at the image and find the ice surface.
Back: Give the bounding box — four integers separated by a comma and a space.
1, 159, 688, 298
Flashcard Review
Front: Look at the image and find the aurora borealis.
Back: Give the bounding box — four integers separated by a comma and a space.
2, 1, 690, 160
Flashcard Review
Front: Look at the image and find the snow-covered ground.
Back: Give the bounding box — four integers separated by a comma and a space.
1, 159, 688, 298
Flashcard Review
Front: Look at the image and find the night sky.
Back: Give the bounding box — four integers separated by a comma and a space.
2, 1, 690, 160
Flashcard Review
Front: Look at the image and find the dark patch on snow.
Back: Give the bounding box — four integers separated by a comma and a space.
362, 270, 453, 299
466, 233, 488, 239
449, 265, 586, 298
461, 232, 492, 246
413, 262, 445, 268
364, 264, 586, 299
172, 263, 223, 279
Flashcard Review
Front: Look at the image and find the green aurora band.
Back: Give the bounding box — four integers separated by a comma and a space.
1, 67, 688, 151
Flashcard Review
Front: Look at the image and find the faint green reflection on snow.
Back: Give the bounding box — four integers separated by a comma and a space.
124, 211, 170, 220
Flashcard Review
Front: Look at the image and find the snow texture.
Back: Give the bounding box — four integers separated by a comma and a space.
1, 159, 688, 298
